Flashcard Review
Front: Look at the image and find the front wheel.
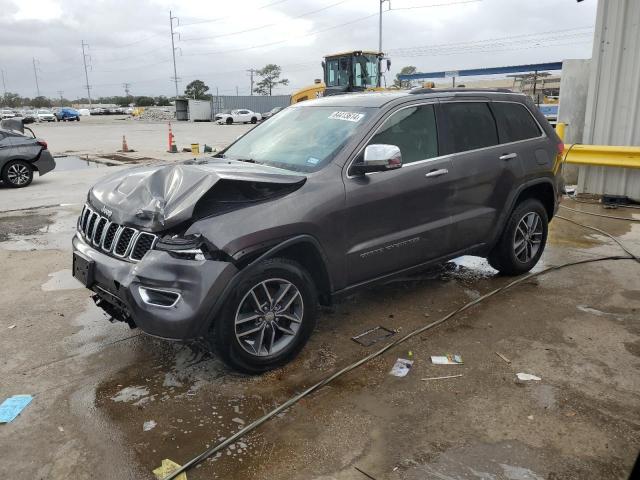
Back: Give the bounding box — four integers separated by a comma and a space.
2, 160, 33, 188
250, 117, 257, 124
488, 198, 548, 276
210, 258, 318, 374
226, 117, 233, 125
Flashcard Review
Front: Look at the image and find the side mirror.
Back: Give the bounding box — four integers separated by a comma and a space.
352, 144, 402, 175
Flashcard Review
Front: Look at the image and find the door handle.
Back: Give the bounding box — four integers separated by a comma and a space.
499, 152, 518, 161
425, 168, 449, 178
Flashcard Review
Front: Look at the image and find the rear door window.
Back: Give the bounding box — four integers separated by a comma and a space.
367, 104, 438, 164
491, 102, 541, 143
440, 102, 499, 153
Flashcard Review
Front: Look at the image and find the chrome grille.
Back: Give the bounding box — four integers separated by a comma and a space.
76, 205, 157, 262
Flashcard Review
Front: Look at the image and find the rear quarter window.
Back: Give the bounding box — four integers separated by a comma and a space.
491, 102, 541, 143
440, 102, 499, 154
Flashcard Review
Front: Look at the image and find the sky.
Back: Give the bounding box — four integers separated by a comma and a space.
0, 0, 598, 100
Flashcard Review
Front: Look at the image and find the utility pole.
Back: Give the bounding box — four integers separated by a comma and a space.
247, 69, 256, 95
378, 0, 390, 88
236, 85, 239, 96
122, 82, 131, 97
1, 69, 7, 100
170, 11, 180, 98
32, 57, 40, 97
57, 90, 64, 107
81, 41, 92, 105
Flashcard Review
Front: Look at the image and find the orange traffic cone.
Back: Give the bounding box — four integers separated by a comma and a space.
121, 135, 130, 153
167, 123, 177, 153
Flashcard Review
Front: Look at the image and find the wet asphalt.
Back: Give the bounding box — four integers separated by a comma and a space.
0, 170, 639, 479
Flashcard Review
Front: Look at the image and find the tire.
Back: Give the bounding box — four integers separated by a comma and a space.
76, 117, 80, 121
2, 160, 33, 188
488, 198, 548, 276
210, 258, 318, 374
250, 117, 257, 124
226, 117, 233, 125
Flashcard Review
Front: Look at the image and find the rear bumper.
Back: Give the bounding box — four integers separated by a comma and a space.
32, 150, 56, 176
72, 233, 239, 340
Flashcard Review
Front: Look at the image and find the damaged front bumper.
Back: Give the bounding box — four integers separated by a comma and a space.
72, 233, 239, 340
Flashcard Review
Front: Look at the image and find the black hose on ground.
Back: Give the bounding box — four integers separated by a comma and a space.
560, 204, 640, 222
163, 217, 639, 479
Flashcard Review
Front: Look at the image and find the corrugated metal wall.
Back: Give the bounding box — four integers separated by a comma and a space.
579, 0, 640, 199
212, 95, 291, 115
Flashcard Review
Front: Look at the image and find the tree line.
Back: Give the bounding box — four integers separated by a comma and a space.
184, 64, 289, 99
0, 93, 173, 108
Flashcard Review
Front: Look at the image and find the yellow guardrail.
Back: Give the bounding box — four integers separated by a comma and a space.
556, 122, 640, 170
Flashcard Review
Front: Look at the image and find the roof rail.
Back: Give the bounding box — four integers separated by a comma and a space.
409, 87, 514, 95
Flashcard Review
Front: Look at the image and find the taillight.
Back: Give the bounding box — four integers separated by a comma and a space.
37, 140, 48, 150
557, 142, 564, 155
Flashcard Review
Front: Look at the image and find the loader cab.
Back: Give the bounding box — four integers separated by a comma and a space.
322, 51, 384, 96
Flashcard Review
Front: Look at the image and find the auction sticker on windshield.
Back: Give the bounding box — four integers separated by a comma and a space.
328, 111, 365, 122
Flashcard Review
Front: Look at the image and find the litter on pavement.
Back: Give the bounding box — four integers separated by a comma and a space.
389, 358, 414, 377
495, 352, 511, 364
153, 459, 187, 480
421, 374, 463, 381
0, 394, 33, 423
516, 373, 542, 381
431, 354, 464, 365
351, 325, 396, 347
143, 420, 157, 431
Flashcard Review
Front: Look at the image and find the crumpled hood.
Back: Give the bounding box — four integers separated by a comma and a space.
88, 159, 306, 231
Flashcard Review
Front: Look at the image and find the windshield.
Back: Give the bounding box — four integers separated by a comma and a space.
353, 54, 379, 87
222, 106, 372, 172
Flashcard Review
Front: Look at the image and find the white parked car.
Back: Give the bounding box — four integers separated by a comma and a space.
1, 109, 16, 119
215, 109, 261, 125
37, 109, 56, 122
78, 108, 91, 116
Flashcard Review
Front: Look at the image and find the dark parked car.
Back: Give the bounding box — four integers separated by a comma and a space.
261, 106, 283, 120
72, 89, 563, 372
56, 107, 81, 122
0, 118, 56, 187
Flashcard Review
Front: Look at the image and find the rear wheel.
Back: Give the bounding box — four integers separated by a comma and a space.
2, 160, 33, 188
210, 258, 318, 374
251, 117, 257, 124
488, 198, 548, 275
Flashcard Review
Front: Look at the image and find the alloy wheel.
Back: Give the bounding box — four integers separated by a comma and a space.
234, 278, 304, 357
7, 163, 31, 186
513, 212, 543, 263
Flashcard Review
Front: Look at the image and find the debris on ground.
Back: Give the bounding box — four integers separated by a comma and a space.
143, 420, 157, 432
138, 108, 175, 121
421, 374, 463, 381
351, 325, 396, 347
495, 351, 511, 364
516, 373, 541, 381
8, 324, 16, 329
431, 354, 464, 365
354, 465, 378, 479
389, 358, 414, 377
153, 458, 187, 480
0, 394, 33, 423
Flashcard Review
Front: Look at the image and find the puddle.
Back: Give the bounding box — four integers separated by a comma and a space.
41, 269, 82, 291
53, 155, 114, 171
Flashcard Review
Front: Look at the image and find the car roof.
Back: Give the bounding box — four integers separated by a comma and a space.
297, 89, 529, 109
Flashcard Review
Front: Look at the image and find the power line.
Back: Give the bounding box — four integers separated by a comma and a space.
179, 0, 290, 27
180, 0, 351, 43
81, 40, 92, 104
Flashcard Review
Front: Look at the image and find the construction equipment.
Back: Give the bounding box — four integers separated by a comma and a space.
291, 50, 390, 103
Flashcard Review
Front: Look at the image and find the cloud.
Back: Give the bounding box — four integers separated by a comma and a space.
0, 0, 597, 99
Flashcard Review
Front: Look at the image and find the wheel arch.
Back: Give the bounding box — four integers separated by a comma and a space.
489, 178, 556, 252
199, 235, 333, 337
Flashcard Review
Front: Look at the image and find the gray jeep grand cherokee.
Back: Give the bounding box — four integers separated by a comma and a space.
72, 89, 563, 372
